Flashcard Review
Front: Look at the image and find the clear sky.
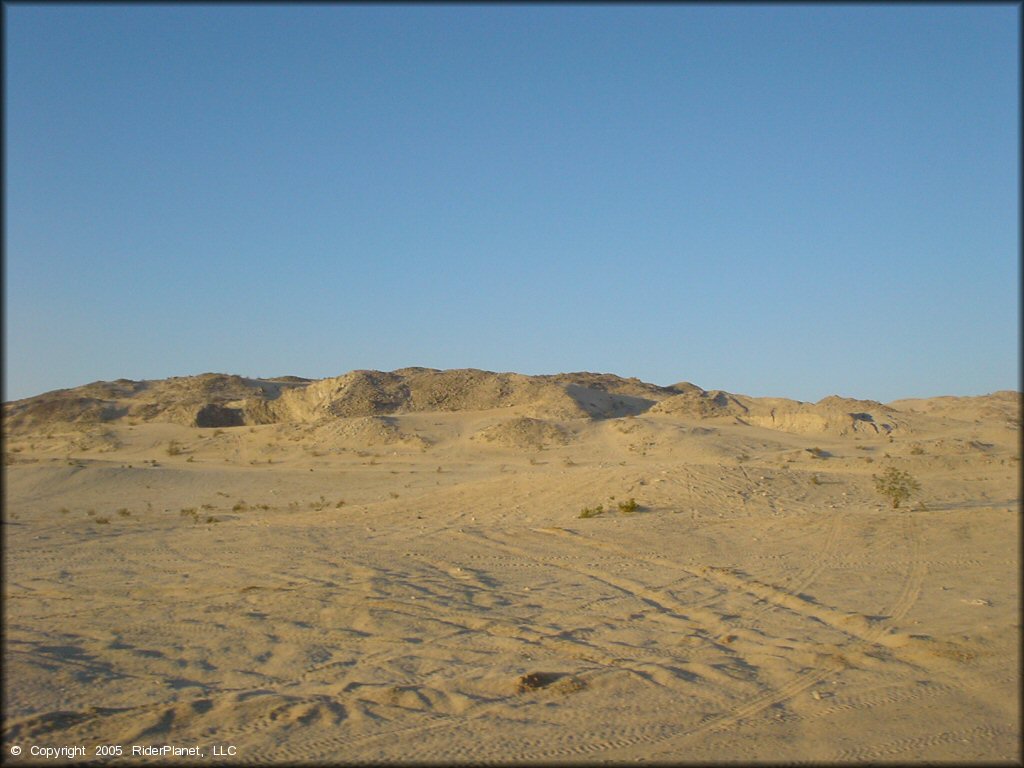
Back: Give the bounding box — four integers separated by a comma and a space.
4, 4, 1019, 403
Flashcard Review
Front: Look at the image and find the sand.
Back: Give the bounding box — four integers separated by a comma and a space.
2, 370, 1020, 763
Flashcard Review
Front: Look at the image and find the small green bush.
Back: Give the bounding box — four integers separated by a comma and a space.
617, 498, 639, 513
873, 467, 921, 509
579, 504, 604, 519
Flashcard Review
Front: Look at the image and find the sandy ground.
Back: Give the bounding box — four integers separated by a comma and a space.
2, 385, 1020, 764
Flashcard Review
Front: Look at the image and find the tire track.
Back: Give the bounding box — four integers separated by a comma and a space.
833, 723, 1013, 761
234, 521, 763, 763
496, 507, 934, 761
810, 679, 958, 720
744, 513, 845, 622
881, 512, 927, 630
533, 515, 927, 654
1, 498, 952, 764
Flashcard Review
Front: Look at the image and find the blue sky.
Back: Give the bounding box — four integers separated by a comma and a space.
4, 4, 1019, 403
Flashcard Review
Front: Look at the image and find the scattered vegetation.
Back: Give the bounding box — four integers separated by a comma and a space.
117, 508, 131, 517
873, 467, 921, 509
617, 498, 639, 514
166, 440, 183, 456
580, 497, 641, 517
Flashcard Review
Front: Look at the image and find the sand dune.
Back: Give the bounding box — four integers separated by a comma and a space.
2, 370, 1020, 762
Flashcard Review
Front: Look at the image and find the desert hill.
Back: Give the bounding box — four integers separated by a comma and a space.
4, 368, 1016, 439
5, 369, 1017, 484
4, 369, 646, 430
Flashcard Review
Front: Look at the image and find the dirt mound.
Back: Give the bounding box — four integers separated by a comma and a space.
649, 389, 750, 419
543, 372, 676, 401
400, 368, 617, 418
651, 388, 904, 436
311, 416, 428, 450
888, 391, 1020, 428
3, 395, 125, 432
473, 417, 573, 450
269, 369, 593, 421
738, 395, 904, 436
273, 368, 680, 421
2, 373, 304, 433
